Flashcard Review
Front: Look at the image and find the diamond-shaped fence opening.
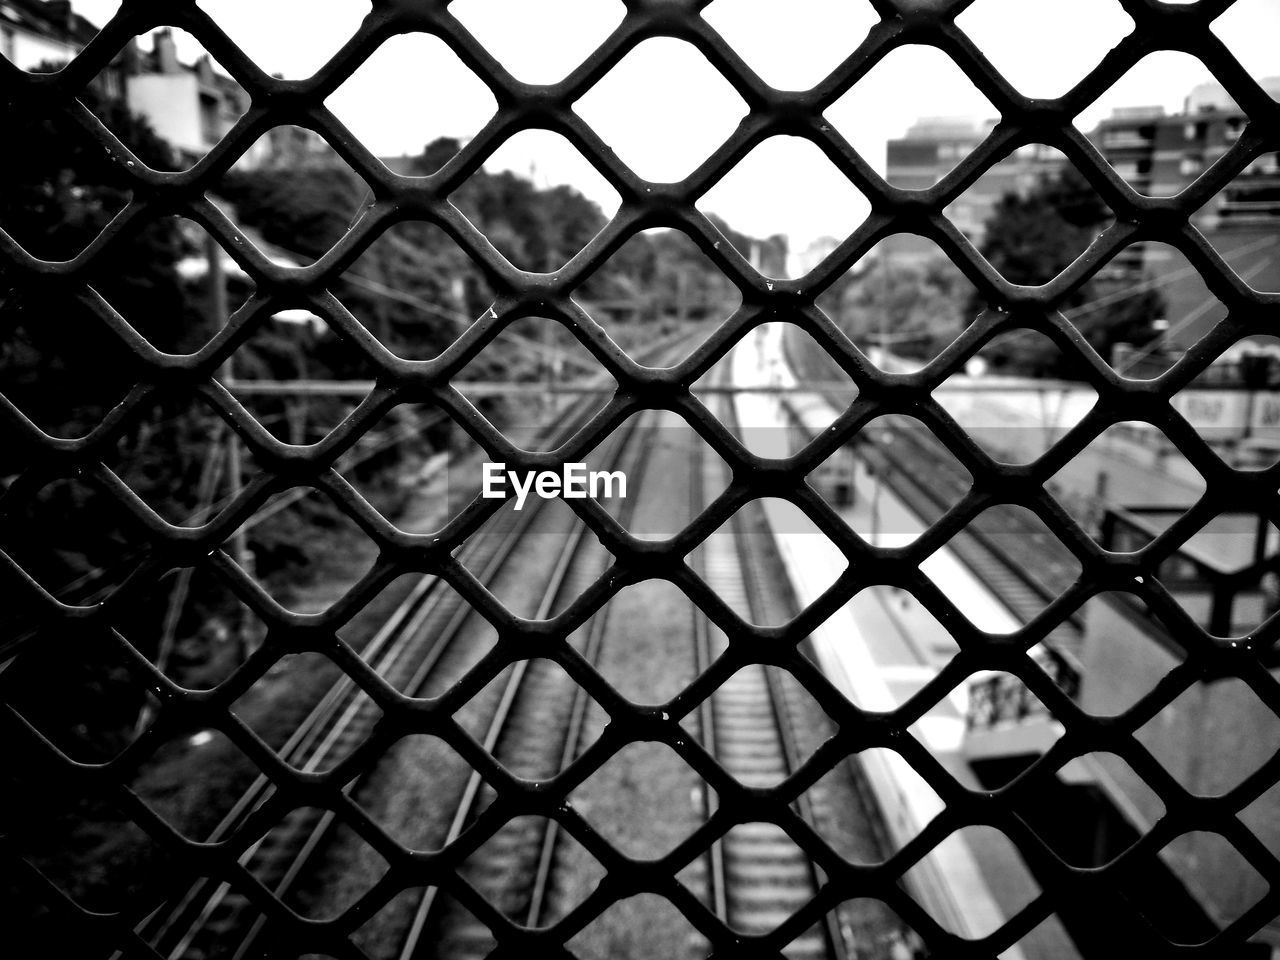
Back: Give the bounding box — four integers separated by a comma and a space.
349, 884, 433, 958
0, 472, 143, 600
1138, 677, 1280, 796
1029, 750, 1166, 868
605, 413, 734, 539
698, 135, 871, 277
825, 44, 998, 189
1196, 169, 1280, 294
1048, 420, 1206, 541
949, 145, 1117, 286
242, 487, 382, 615
1075, 50, 1222, 198
352, 732, 473, 853
0, 290, 139, 438
454, 813, 605, 925
484, 658, 605, 777
596, 580, 699, 703
580, 227, 743, 355
217, 139, 375, 264
703, 0, 877, 92
0, 105, 140, 260
200, 0, 368, 81
454, 129, 621, 271
575, 37, 748, 184
1073, 590, 1193, 717
131, 726, 267, 841
1172, 333, 1280, 458
1147, 831, 1269, 943
567, 892, 700, 960
817, 236, 980, 369
232, 649, 346, 741
1212, 0, 1280, 96
902, 824, 1044, 940
576, 740, 705, 861
111, 27, 251, 172
6, 1, 1280, 957
453, 0, 625, 86
15, 797, 184, 918
1, 622, 156, 764
976, 501, 1082, 588
1078, 240, 1229, 381
718, 820, 820, 934
340, 220, 488, 361
805, 747, 943, 863
773, 321, 859, 397
109, 560, 264, 690
956, 0, 1134, 100
226, 323, 384, 444
327, 31, 497, 174
965, 670, 1065, 780
717, 498, 847, 619
119, 214, 259, 355
282, 813, 390, 921
936, 331, 1100, 464
456, 313, 616, 430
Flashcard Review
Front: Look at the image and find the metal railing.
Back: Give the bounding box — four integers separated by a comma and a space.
3, 0, 1280, 957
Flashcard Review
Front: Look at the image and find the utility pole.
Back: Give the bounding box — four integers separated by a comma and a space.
206, 233, 257, 659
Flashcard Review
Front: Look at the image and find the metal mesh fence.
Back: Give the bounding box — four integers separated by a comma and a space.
2, 0, 1279, 956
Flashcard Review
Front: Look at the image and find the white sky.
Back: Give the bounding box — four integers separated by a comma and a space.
72, 0, 1280, 249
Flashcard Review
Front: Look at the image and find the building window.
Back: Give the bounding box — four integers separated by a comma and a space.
1180, 155, 1204, 177
1225, 117, 1246, 141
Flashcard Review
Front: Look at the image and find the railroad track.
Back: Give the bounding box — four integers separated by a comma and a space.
782, 331, 1084, 658
136, 431, 611, 959
683, 389, 847, 960
121, 336, 689, 959
394, 409, 657, 960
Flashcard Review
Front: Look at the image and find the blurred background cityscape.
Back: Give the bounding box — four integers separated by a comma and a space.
4, 1, 1280, 958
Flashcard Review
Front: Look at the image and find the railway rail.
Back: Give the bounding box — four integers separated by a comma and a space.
687, 390, 848, 960
121, 339, 683, 959
783, 332, 1085, 670
111, 330, 908, 959
394, 409, 657, 960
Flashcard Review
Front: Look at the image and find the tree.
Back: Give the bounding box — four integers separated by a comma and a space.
0, 66, 201, 434
823, 256, 969, 359
976, 165, 1164, 376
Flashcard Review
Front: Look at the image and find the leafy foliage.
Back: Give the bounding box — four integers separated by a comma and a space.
976, 165, 1164, 375
822, 257, 970, 359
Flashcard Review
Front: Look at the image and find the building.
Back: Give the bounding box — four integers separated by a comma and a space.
125, 28, 274, 169
1, 0, 91, 69
1, 0, 124, 98
127, 29, 337, 171
1090, 77, 1280, 344
126, 28, 251, 166
965, 500, 1280, 954
879, 82, 1280, 347
4, 3, 332, 171
1090, 77, 1280, 217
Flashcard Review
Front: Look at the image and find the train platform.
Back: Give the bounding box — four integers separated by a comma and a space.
729, 323, 1080, 960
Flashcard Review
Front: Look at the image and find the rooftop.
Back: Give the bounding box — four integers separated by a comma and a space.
0, 0, 98, 48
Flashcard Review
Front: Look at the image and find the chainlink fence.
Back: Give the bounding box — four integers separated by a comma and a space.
2, 0, 1279, 957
